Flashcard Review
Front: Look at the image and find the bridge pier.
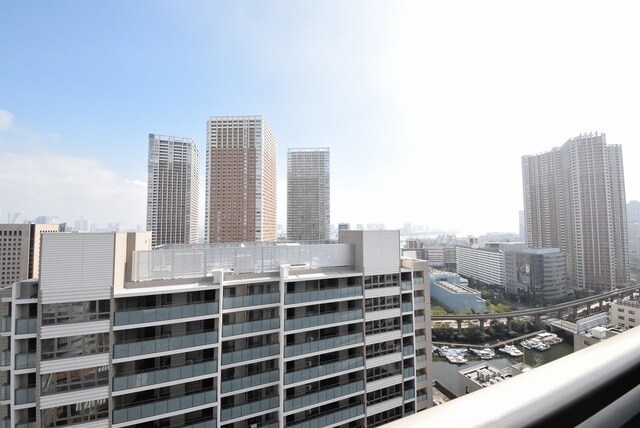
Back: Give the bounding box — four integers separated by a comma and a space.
599, 300, 603, 310
479, 319, 485, 332
457, 320, 462, 335
534, 314, 541, 328
573, 306, 578, 319
506, 317, 513, 332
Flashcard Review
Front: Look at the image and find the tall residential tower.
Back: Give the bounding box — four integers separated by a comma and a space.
146, 134, 199, 247
205, 116, 278, 243
287, 147, 330, 242
522, 132, 629, 292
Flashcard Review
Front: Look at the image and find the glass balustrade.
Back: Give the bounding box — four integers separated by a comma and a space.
415, 316, 426, 323
414, 277, 425, 284
15, 353, 36, 370
220, 396, 279, 422
288, 404, 364, 428
0, 384, 10, 401
184, 419, 217, 428
403, 367, 414, 378
416, 354, 427, 362
284, 356, 364, 385
115, 302, 218, 326
402, 323, 413, 334
222, 318, 279, 337
15, 422, 37, 428
15, 318, 37, 335
112, 389, 216, 424
284, 380, 364, 412
221, 370, 279, 394
113, 360, 217, 391
414, 296, 425, 303
223, 293, 280, 309
402, 302, 413, 313
285, 286, 362, 305
284, 309, 362, 331
15, 387, 36, 405
403, 345, 414, 356
114, 331, 217, 359
0, 351, 9, 367
401, 281, 412, 291
284, 332, 363, 358
0, 317, 10, 333
416, 334, 426, 342
404, 388, 415, 400
417, 374, 427, 382
221, 344, 280, 366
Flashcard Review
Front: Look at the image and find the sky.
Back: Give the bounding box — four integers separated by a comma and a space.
1, 1, 639, 236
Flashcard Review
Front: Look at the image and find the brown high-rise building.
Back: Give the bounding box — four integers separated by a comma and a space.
205, 116, 278, 243
522, 132, 629, 293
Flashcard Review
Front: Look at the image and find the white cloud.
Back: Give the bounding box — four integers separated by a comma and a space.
0, 109, 14, 131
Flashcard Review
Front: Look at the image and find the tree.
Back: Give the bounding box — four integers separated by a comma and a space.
432, 325, 455, 341
464, 325, 484, 343
489, 319, 508, 337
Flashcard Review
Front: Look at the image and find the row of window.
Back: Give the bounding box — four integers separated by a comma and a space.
42, 301, 110, 325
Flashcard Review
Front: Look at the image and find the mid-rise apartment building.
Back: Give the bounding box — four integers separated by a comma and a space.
455, 246, 506, 289
0, 230, 431, 427
286, 148, 330, 242
611, 299, 640, 330
522, 133, 629, 292
147, 134, 200, 247
205, 116, 278, 243
0, 224, 62, 287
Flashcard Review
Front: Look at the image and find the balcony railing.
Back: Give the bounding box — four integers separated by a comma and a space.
284, 356, 364, 385
222, 344, 279, 366
284, 309, 362, 331
414, 296, 425, 303
402, 323, 413, 334
284, 332, 363, 358
403, 345, 414, 356
113, 360, 217, 392
221, 370, 279, 394
413, 277, 425, 284
114, 331, 217, 359
415, 334, 426, 343
0, 317, 10, 333
387, 326, 640, 427
15, 387, 36, 405
220, 396, 279, 422
401, 281, 412, 291
15, 353, 36, 370
15, 318, 37, 335
403, 366, 414, 378
285, 380, 364, 412
113, 389, 216, 424
222, 318, 279, 337
288, 403, 364, 428
285, 286, 362, 305
0, 351, 9, 367
0, 384, 9, 401
114, 302, 218, 326
402, 302, 413, 313
223, 293, 280, 309
404, 388, 415, 401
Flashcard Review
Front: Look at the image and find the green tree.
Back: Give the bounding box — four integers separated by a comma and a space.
464, 325, 484, 343
432, 325, 455, 341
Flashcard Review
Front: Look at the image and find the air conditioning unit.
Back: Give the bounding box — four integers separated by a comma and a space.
306, 337, 315, 342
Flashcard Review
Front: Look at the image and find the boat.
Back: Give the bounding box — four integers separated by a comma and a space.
533, 342, 550, 351
498, 344, 524, 357
536, 332, 563, 345
445, 354, 468, 364
470, 348, 495, 360
519, 339, 536, 350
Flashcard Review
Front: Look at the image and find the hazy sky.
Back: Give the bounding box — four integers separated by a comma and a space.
1, 1, 639, 236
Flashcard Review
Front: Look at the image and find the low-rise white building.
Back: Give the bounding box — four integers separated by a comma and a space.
457, 362, 532, 396
430, 271, 486, 313
455, 246, 505, 289
610, 299, 640, 330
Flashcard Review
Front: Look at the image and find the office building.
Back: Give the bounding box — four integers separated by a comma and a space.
522, 132, 629, 292
505, 248, 567, 302
205, 116, 277, 243
430, 271, 486, 313
611, 299, 640, 330
286, 148, 330, 242
0, 223, 62, 286
0, 230, 431, 426
146, 134, 199, 247
455, 246, 506, 289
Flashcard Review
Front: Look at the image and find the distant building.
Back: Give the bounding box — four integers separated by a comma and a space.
505, 248, 567, 302
0, 223, 63, 286
522, 133, 629, 292
574, 325, 622, 352
146, 134, 199, 247
519, 210, 525, 241
610, 299, 640, 330
430, 270, 486, 313
286, 148, 330, 242
205, 116, 278, 243
338, 223, 350, 234
456, 246, 506, 289
458, 362, 533, 396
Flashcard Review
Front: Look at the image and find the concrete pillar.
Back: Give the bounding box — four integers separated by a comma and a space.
479, 319, 485, 332
573, 306, 578, 319
534, 314, 541, 327
457, 320, 462, 335
506, 317, 513, 331
599, 300, 603, 310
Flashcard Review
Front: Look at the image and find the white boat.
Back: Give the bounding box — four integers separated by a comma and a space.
533, 342, 550, 351
446, 354, 468, 364
470, 348, 495, 359
498, 344, 524, 357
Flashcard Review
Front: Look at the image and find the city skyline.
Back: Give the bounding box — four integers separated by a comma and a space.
1, 2, 640, 236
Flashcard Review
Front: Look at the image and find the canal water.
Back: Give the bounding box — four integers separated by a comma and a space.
432, 341, 573, 396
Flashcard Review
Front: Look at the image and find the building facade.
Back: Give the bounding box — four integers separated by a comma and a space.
522, 133, 629, 292
0, 230, 431, 427
455, 246, 506, 289
430, 271, 486, 313
610, 299, 640, 330
147, 134, 200, 247
0, 224, 62, 287
286, 148, 330, 242
505, 248, 567, 302
205, 116, 278, 243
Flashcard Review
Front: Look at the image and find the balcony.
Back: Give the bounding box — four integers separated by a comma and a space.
15, 423, 37, 428
222, 318, 279, 337
385, 326, 640, 427
0, 351, 9, 367
284, 356, 364, 385
284, 332, 363, 358
401, 281, 412, 291
288, 403, 365, 428
414, 296, 425, 303
285, 286, 362, 305
15, 318, 37, 335
184, 419, 216, 428
402, 323, 413, 334
414, 315, 426, 323
221, 370, 279, 394
15, 387, 36, 405
222, 343, 279, 366
285, 380, 364, 412
0, 317, 10, 333
15, 353, 36, 370
115, 302, 218, 326
114, 331, 217, 359
415, 334, 426, 343
404, 388, 415, 401
113, 360, 217, 392
403, 345, 414, 356
402, 302, 413, 313
220, 396, 279, 422
403, 366, 414, 378
413, 277, 425, 284
284, 309, 362, 331
223, 293, 279, 309
0, 384, 9, 401
113, 389, 216, 424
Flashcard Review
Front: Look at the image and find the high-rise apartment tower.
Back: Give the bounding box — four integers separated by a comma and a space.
205, 116, 277, 243
522, 132, 629, 292
287, 147, 330, 242
146, 134, 199, 247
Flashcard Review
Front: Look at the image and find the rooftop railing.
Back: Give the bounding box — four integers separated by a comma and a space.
385, 326, 640, 428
